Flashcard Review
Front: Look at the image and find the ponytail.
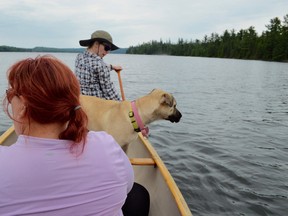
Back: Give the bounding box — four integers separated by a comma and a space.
59, 106, 88, 148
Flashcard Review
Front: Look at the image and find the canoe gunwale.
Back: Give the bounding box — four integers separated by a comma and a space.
0, 125, 15, 145
137, 133, 192, 216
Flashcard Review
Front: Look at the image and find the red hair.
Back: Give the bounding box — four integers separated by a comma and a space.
4, 55, 88, 148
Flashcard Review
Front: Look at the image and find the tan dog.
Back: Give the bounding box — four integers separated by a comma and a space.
80, 89, 182, 152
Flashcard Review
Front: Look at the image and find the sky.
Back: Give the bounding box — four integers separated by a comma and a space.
0, 0, 287, 49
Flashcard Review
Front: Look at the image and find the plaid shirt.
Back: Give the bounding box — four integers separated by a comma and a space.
75, 50, 120, 101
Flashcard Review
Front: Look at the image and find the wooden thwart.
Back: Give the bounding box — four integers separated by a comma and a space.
129, 158, 156, 166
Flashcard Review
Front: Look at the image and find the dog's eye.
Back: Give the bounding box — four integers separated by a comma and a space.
163, 101, 172, 107
169, 99, 175, 107
166, 101, 173, 107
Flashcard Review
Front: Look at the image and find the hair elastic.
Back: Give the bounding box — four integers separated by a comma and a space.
74, 105, 81, 111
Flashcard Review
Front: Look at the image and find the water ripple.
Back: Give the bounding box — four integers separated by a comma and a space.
1, 54, 288, 216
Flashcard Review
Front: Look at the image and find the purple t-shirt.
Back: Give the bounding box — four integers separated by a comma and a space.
0, 131, 134, 216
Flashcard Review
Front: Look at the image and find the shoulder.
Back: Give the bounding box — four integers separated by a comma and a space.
0, 145, 8, 153
75, 52, 84, 61
87, 131, 115, 143
85, 131, 123, 155
85, 131, 133, 181
76, 50, 90, 58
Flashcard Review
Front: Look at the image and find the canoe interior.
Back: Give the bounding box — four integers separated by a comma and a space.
128, 136, 187, 216
0, 126, 192, 216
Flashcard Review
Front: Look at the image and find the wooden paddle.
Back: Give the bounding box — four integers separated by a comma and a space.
116, 69, 126, 101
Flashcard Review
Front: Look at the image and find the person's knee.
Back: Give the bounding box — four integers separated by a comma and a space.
122, 182, 150, 216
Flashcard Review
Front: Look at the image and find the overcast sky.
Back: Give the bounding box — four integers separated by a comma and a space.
0, 0, 287, 48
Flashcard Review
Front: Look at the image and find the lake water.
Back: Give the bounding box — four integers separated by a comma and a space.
0, 52, 288, 216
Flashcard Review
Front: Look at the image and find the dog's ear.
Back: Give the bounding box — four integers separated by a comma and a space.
149, 89, 156, 94
160, 93, 173, 107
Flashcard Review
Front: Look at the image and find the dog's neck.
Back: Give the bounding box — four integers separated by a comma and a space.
130, 101, 149, 137
133, 96, 158, 125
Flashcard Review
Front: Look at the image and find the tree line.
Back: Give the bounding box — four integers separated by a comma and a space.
0, 45, 127, 54
126, 14, 288, 62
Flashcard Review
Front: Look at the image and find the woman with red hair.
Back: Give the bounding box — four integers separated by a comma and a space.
0, 56, 149, 215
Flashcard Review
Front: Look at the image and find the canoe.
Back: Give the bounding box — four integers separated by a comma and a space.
0, 126, 192, 216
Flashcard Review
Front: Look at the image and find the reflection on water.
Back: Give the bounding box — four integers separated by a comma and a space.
1, 53, 288, 216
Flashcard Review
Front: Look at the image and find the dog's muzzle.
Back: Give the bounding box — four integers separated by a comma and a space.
167, 110, 182, 123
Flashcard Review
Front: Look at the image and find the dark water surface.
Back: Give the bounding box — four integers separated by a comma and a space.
1, 53, 288, 216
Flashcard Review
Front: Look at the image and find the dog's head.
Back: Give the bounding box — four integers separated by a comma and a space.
150, 89, 182, 123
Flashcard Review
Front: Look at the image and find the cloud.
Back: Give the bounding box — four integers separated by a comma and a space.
0, 0, 287, 48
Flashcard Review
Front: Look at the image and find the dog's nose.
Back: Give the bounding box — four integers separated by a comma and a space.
175, 111, 182, 122
178, 111, 182, 119
168, 110, 182, 123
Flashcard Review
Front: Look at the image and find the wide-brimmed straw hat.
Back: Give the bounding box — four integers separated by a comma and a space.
79, 30, 119, 50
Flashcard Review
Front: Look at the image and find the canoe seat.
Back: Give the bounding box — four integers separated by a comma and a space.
129, 158, 156, 166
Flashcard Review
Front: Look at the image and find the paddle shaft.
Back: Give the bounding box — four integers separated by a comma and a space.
116, 70, 126, 101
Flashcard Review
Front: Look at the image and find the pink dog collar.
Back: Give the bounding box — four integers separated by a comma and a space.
130, 101, 149, 137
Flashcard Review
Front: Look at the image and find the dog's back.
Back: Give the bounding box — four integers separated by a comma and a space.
79, 89, 182, 151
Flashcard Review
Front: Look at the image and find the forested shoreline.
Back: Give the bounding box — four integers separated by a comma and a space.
127, 14, 288, 62
0, 46, 84, 53
1, 14, 287, 61
0, 46, 127, 54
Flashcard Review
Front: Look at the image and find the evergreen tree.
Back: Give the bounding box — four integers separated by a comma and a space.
126, 14, 288, 62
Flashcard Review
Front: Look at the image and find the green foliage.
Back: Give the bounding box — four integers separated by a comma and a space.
0, 45, 31, 52
0, 45, 126, 54
126, 14, 288, 62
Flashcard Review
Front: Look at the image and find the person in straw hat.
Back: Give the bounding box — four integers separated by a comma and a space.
75, 30, 122, 100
